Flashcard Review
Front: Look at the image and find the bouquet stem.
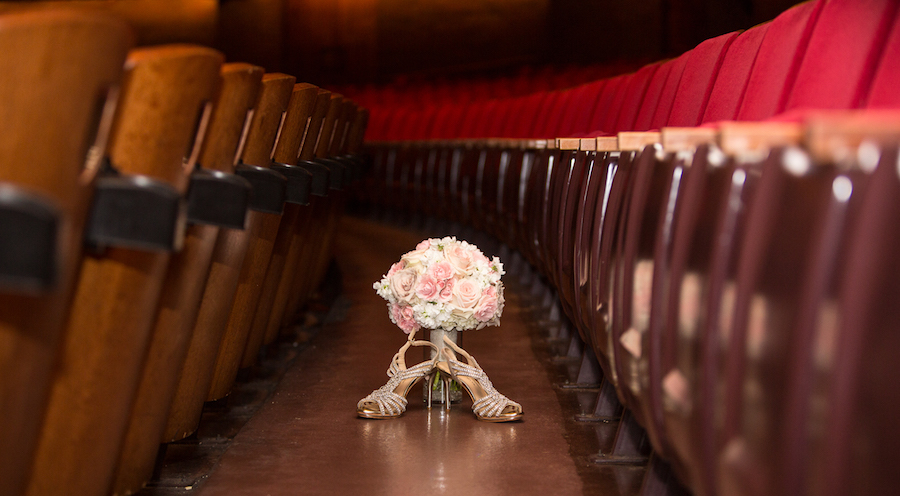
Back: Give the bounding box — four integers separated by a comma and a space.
423, 328, 463, 404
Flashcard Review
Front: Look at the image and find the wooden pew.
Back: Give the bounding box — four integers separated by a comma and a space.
162, 73, 296, 442
0, 10, 131, 496
25, 44, 223, 496
110, 62, 264, 496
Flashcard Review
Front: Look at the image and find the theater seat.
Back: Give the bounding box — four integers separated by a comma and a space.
26, 43, 224, 496
0, 10, 131, 496
110, 62, 265, 496
162, 73, 296, 443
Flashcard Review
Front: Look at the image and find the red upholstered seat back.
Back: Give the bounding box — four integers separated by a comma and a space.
613, 62, 662, 133
737, 0, 823, 121
558, 79, 608, 137
600, 72, 635, 133
506, 92, 548, 138
404, 106, 433, 140
542, 88, 577, 138
785, 0, 899, 112
649, 51, 690, 129
702, 22, 770, 123
364, 106, 390, 140
668, 31, 740, 127
585, 74, 627, 135
632, 60, 674, 131
530, 90, 564, 138
866, 8, 900, 109
488, 97, 517, 137
470, 99, 501, 138
427, 102, 458, 139
382, 106, 414, 140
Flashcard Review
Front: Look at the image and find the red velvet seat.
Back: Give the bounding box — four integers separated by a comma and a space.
865, 7, 900, 109
783, 0, 899, 113
701, 22, 770, 123
631, 59, 676, 132
667, 31, 740, 127
736, 0, 823, 121
585, 74, 627, 136
613, 62, 663, 133
559, 79, 608, 137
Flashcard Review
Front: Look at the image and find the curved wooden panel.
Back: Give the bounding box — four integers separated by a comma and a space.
110, 62, 263, 496
0, 10, 131, 496
26, 44, 223, 496
163, 73, 296, 441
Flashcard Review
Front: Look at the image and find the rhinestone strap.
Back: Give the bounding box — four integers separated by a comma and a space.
447, 358, 521, 419
358, 360, 434, 416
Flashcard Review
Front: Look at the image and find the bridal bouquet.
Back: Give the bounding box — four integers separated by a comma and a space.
374, 237, 505, 334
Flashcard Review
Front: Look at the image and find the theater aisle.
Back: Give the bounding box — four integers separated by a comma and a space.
196, 216, 610, 495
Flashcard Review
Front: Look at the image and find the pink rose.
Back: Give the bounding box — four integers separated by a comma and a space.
415, 274, 440, 301
438, 278, 454, 303
429, 260, 454, 281
387, 260, 406, 276
401, 239, 432, 266
452, 279, 481, 311
390, 268, 418, 302
445, 245, 475, 274
392, 303, 420, 334
475, 294, 499, 322
474, 251, 489, 265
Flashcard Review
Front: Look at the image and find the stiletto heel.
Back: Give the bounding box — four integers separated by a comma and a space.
439, 336, 523, 422
443, 371, 453, 411
426, 372, 434, 408
357, 339, 439, 419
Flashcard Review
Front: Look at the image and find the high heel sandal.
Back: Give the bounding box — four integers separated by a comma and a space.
357, 338, 439, 419
438, 336, 523, 422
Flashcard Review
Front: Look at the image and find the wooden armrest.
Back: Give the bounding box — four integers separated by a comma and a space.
556, 137, 580, 150
717, 121, 803, 157
596, 136, 619, 152
661, 126, 718, 152
804, 110, 900, 164
618, 131, 661, 151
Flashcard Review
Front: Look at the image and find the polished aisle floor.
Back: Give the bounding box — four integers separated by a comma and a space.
193, 216, 645, 495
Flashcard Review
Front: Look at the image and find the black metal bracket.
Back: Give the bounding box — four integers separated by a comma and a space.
316, 157, 347, 191
234, 163, 287, 214
0, 183, 59, 292
270, 162, 313, 205
85, 159, 184, 251
338, 153, 365, 184
186, 166, 252, 229
296, 160, 331, 197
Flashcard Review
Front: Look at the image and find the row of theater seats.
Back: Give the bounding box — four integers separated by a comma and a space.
359, 1, 900, 495
364, 0, 900, 142
339, 61, 638, 112
0, 10, 367, 496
